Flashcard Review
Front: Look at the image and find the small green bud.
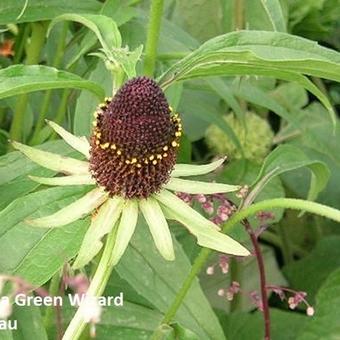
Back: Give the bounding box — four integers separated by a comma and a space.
205, 112, 273, 163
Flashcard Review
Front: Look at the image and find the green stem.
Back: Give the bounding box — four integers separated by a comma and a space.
159, 248, 211, 326
143, 0, 164, 77
234, 0, 244, 31
229, 259, 242, 312
158, 198, 340, 327
62, 229, 117, 340
30, 23, 69, 145
44, 272, 60, 327
13, 24, 31, 64
9, 22, 48, 143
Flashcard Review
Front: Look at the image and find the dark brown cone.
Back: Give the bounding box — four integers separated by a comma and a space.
89, 77, 182, 199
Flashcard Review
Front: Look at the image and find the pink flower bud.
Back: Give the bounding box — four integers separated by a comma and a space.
206, 266, 214, 275
195, 194, 207, 203
306, 306, 315, 316
217, 289, 225, 297
202, 202, 214, 215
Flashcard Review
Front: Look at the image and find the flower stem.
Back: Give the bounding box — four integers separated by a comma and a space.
62, 229, 117, 340
9, 22, 48, 143
143, 0, 164, 77
243, 219, 270, 340
159, 248, 210, 327
157, 198, 340, 329
234, 0, 244, 30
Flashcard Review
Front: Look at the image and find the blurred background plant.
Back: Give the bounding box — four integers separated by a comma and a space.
0, 0, 340, 339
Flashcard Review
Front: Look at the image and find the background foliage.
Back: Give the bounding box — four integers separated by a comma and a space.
0, 0, 339, 339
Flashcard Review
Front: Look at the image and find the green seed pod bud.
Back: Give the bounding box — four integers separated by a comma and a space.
205, 112, 273, 163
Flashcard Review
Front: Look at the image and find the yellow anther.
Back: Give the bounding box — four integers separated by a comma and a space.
125, 160, 131, 164
175, 131, 182, 137
93, 111, 98, 118
96, 132, 101, 138
92, 121, 97, 127
149, 155, 155, 161
95, 140, 100, 145
117, 150, 122, 155
136, 163, 142, 168
152, 160, 157, 165
163, 153, 168, 158
105, 97, 112, 102
131, 158, 137, 164
144, 159, 149, 164
157, 154, 162, 160
163, 145, 168, 151
110, 144, 116, 150
99, 103, 106, 109
169, 106, 173, 112
100, 142, 110, 149
171, 141, 178, 147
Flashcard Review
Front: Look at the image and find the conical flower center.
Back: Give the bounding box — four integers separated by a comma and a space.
89, 77, 182, 198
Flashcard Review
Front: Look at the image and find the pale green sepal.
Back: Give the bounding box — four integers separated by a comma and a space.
139, 198, 175, 261
29, 174, 95, 186
47, 120, 90, 159
26, 188, 108, 228
156, 190, 250, 257
165, 177, 240, 194
171, 157, 226, 177
73, 197, 124, 269
11, 141, 89, 175
110, 200, 138, 266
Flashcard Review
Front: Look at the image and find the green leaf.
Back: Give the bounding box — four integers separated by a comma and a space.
63, 301, 163, 340
0, 0, 101, 24
12, 305, 48, 340
252, 144, 330, 202
225, 309, 308, 340
0, 65, 104, 100
0, 186, 89, 286
283, 236, 340, 302
116, 220, 226, 339
0, 141, 78, 210
297, 267, 340, 339
158, 30, 339, 124
260, 0, 287, 32
48, 13, 122, 53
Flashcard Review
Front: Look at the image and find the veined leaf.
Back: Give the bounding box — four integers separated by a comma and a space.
158, 30, 339, 124
0, 186, 89, 286
0, 65, 104, 100
0, 0, 101, 24
251, 145, 330, 203
260, 0, 287, 32
48, 13, 121, 54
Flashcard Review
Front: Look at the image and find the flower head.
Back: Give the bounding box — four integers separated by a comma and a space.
12, 77, 250, 267
90, 77, 181, 198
